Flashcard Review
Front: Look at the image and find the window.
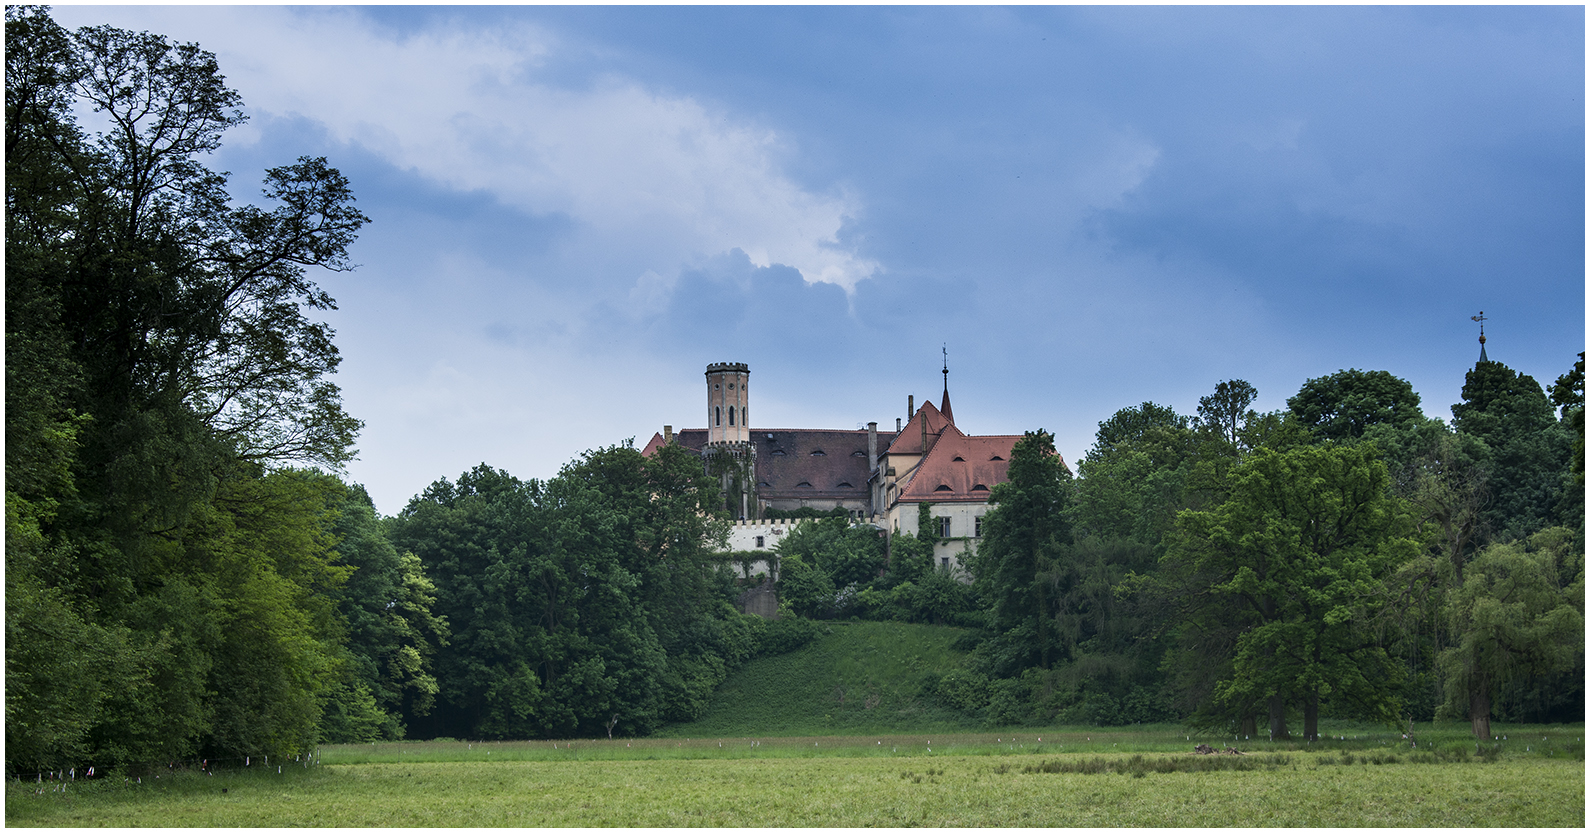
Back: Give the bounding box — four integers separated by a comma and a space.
729, 406, 735, 426
938, 517, 952, 537
975, 516, 984, 537
755, 536, 765, 548
716, 406, 721, 426
941, 556, 950, 568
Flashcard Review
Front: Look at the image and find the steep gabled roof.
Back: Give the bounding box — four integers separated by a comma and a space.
883, 400, 960, 456
751, 428, 894, 501
642, 426, 895, 503
895, 433, 1029, 503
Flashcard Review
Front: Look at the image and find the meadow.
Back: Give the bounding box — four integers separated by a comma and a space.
9, 726, 1583, 826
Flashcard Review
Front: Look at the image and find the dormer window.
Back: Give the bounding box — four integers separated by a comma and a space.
934, 484, 953, 492
810, 449, 826, 456
990, 454, 1005, 461
836, 482, 853, 488
952, 455, 966, 462
972, 484, 989, 492
796, 481, 813, 488
771, 449, 787, 457
851, 450, 867, 457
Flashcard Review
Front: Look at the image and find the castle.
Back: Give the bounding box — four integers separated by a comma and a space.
642, 361, 1066, 572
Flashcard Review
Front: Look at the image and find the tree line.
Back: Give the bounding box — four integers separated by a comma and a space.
953, 366, 1582, 740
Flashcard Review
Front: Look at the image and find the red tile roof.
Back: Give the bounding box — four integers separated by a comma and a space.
884, 400, 959, 456
895, 433, 1034, 503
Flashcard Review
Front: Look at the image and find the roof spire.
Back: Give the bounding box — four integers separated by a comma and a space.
940, 344, 954, 425
1471, 311, 1488, 363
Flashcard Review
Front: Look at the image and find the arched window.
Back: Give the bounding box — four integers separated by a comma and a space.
716, 406, 721, 426
729, 406, 735, 426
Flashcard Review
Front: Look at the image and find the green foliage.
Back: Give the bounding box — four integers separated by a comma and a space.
322, 483, 447, 741
777, 554, 838, 619
775, 516, 886, 591
1437, 527, 1585, 737
967, 430, 1074, 672
1452, 361, 1575, 540
1166, 443, 1419, 740
1288, 369, 1424, 441
1196, 380, 1259, 450
5, 7, 372, 772
388, 443, 751, 739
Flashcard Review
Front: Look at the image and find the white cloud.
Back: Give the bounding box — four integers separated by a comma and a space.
55, 6, 878, 292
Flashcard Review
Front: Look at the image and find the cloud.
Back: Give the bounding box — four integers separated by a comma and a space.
53, 6, 878, 295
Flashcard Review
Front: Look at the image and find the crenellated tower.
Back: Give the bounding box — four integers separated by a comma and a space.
704, 362, 755, 518
706, 362, 750, 445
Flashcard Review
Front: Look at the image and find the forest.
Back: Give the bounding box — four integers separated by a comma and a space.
6, 7, 1583, 775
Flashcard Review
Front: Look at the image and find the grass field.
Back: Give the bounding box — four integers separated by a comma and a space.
8, 625, 1583, 826
9, 726, 1583, 826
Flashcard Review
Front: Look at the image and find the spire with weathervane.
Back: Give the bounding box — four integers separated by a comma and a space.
1472, 311, 1489, 363
940, 344, 954, 425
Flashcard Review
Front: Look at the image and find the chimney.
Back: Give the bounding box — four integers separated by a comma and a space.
896, 417, 901, 432
867, 422, 878, 470
663, 425, 673, 444
908, 394, 914, 420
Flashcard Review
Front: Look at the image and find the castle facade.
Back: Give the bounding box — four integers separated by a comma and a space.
642, 362, 1066, 572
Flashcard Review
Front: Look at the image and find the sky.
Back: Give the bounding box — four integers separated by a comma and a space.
49, 5, 1586, 516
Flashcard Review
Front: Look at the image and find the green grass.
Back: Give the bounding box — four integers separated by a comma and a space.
655, 619, 977, 737
9, 745, 1583, 826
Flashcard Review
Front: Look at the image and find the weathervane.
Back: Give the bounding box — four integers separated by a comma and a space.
1471, 311, 1489, 362
942, 344, 949, 391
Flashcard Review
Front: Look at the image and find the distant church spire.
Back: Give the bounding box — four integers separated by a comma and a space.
1472, 311, 1489, 363
940, 344, 954, 425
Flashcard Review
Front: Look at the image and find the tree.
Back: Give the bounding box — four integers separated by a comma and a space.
6, 8, 370, 770
1196, 380, 1259, 451
1549, 352, 1585, 518
1452, 361, 1575, 540
1167, 444, 1419, 740
323, 482, 447, 741
1438, 527, 1584, 738
388, 445, 750, 740
1091, 402, 1193, 464
1288, 369, 1424, 442
969, 430, 1073, 672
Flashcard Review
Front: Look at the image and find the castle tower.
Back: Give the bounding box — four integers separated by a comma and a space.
706, 362, 750, 446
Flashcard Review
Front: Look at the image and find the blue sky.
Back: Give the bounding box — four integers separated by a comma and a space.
51, 5, 1586, 515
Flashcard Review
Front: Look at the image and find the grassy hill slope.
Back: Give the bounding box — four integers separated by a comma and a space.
657, 620, 980, 737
